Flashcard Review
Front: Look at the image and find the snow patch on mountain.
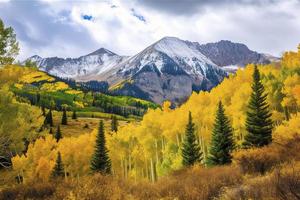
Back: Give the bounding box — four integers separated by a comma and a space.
117, 36, 220, 78
26, 48, 127, 79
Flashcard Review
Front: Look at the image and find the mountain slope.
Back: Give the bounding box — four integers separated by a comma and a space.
107, 37, 226, 104
26, 48, 127, 79
196, 40, 275, 67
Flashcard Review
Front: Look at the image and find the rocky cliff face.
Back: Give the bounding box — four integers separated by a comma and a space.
196, 40, 271, 67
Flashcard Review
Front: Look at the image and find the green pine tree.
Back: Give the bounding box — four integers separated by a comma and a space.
55, 125, 62, 142
90, 120, 111, 174
61, 108, 67, 125
207, 101, 235, 166
243, 65, 273, 148
181, 111, 202, 166
72, 110, 77, 120
111, 115, 118, 132
51, 151, 64, 178
44, 109, 53, 127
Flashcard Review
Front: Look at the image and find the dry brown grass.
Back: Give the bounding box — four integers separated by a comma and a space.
220, 162, 300, 200
0, 166, 242, 200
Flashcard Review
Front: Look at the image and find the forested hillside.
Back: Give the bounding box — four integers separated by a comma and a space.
1, 45, 299, 200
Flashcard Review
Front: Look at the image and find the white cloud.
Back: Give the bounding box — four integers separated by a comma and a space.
0, 0, 299, 60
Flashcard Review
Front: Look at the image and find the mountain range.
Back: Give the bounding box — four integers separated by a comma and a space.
26, 37, 278, 104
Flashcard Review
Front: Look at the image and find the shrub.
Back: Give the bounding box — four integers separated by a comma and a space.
0, 182, 56, 200
124, 165, 242, 200
220, 162, 300, 200
233, 146, 281, 174
233, 134, 300, 175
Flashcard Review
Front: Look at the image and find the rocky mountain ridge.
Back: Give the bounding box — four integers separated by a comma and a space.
26, 37, 277, 104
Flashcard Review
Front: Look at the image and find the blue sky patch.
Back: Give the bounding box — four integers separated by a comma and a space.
82, 15, 93, 21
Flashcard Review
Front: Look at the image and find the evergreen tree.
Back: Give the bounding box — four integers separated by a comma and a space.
55, 125, 62, 142
207, 101, 235, 166
44, 109, 53, 127
61, 108, 67, 125
72, 110, 77, 120
51, 151, 64, 178
181, 112, 202, 166
243, 65, 273, 148
90, 120, 111, 174
111, 115, 118, 132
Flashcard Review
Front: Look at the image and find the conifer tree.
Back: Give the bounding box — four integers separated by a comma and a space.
72, 110, 77, 120
181, 112, 202, 166
207, 101, 235, 166
44, 109, 53, 127
111, 115, 118, 132
55, 125, 62, 142
61, 108, 67, 125
90, 120, 111, 174
51, 151, 64, 178
243, 65, 273, 148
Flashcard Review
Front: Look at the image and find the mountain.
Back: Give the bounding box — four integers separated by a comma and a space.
26, 48, 127, 79
25, 37, 277, 104
196, 40, 277, 71
106, 37, 226, 104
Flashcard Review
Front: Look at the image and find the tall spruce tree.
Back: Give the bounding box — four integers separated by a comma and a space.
55, 125, 62, 142
72, 110, 77, 119
111, 115, 118, 132
207, 101, 235, 166
51, 151, 64, 178
181, 112, 202, 166
44, 109, 53, 127
90, 120, 111, 174
61, 108, 67, 125
243, 65, 273, 148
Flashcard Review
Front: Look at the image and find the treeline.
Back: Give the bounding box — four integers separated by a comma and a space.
11, 85, 154, 117
55, 76, 109, 93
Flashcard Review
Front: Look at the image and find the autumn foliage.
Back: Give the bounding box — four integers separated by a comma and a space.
1, 45, 300, 199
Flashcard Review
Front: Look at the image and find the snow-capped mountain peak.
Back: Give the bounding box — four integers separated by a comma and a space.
25, 48, 127, 79
117, 36, 220, 78
85, 48, 116, 57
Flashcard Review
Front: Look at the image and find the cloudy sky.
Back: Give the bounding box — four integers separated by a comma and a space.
0, 0, 299, 60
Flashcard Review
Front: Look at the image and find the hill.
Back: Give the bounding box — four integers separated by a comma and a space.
3, 65, 157, 118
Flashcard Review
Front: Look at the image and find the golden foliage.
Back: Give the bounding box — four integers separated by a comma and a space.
40, 82, 69, 91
